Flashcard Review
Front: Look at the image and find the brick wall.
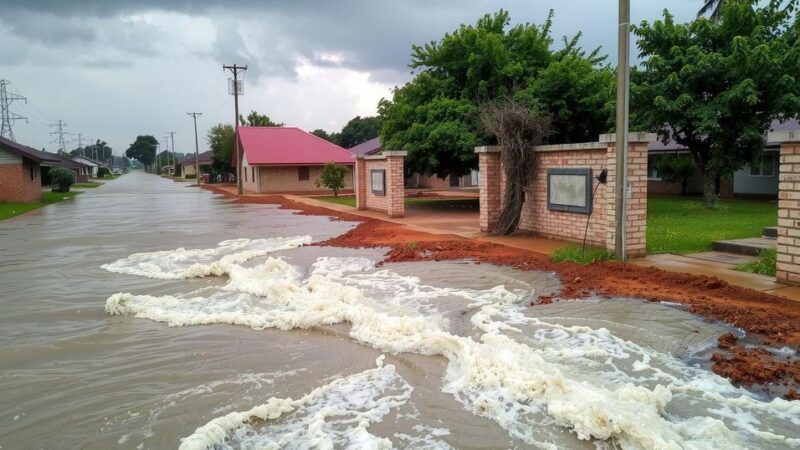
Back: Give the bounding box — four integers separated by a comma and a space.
0, 160, 42, 203
477, 134, 653, 258
355, 152, 406, 217
772, 131, 800, 284
253, 165, 354, 193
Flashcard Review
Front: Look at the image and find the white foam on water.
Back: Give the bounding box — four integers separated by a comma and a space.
106, 251, 800, 449
100, 236, 312, 279
178, 356, 449, 450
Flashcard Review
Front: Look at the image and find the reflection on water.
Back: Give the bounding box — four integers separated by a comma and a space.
1, 173, 799, 449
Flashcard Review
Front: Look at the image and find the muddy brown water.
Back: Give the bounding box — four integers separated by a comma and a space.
0, 172, 797, 449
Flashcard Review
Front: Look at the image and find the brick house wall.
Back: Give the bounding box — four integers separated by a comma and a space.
0, 159, 42, 203
355, 152, 406, 217
254, 165, 354, 193
477, 133, 653, 258
772, 131, 800, 284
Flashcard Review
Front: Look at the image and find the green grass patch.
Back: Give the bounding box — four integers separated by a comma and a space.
316, 196, 357, 207
736, 248, 777, 277
647, 197, 777, 254
72, 182, 103, 188
550, 245, 615, 265
0, 191, 80, 221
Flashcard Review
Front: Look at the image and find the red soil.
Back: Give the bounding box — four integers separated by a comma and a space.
201, 185, 800, 398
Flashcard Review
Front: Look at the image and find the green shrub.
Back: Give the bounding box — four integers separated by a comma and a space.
737, 248, 777, 276
315, 163, 349, 196
97, 167, 111, 178
550, 245, 615, 265
50, 166, 76, 193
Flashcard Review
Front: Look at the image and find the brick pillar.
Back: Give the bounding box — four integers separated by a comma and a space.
355, 157, 367, 210
600, 133, 655, 258
384, 151, 407, 218
476, 146, 502, 233
771, 131, 800, 284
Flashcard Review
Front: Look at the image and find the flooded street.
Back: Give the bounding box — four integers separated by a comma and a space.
1, 172, 799, 449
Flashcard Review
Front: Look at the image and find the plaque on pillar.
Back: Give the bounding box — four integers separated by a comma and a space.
547, 168, 593, 214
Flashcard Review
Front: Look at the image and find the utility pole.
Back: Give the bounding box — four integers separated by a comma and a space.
166, 131, 176, 171
163, 133, 171, 173
50, 120, 68, 155
76, 133, 84, 156
187, 112, 202, 185
0, 80, 26, 142
614, 0, 631, 260
223, 63, 247, 194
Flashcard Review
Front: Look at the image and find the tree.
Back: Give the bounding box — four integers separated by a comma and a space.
633, 0, 800, 207
379, 10, 613, 178
125, 135, 158, 172
311, 129, 341, 145
207, 124, 235, 174
338, 116, 380, 148
699, 0, 725, 18
239, 111, 284, 127
655, 154, 696, 195
49, 166, 75, 193
315, 163, 349, 197
480, 99, 550, 235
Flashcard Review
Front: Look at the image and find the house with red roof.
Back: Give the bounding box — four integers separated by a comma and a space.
237, 126, 356, 193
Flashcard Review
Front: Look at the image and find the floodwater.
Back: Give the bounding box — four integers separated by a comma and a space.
1, 172, 798, 449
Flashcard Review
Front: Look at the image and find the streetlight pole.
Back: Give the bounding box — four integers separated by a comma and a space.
614, 0, 631, 260
187, 112, 203, 185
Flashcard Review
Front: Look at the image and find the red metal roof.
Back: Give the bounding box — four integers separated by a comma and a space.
238, 126, 355, 166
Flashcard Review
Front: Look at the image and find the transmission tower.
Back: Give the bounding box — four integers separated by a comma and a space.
0, 80, 27, 142
50, 120, 68, 154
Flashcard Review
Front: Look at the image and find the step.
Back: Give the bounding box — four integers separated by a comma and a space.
711, 237, 777, 256
762, 226, 778, 238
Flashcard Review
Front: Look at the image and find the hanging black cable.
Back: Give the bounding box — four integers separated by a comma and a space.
582, 169, 608, 256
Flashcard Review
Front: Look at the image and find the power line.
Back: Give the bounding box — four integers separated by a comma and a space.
0, 79, 27, 141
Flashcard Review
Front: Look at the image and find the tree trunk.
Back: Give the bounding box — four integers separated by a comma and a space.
333, 188, 338, 197
703, 173, 717, 208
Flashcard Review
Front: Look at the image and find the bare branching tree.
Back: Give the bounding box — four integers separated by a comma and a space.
480, 100, 551, 236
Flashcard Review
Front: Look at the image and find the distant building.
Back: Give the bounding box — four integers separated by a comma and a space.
42, 153, 92, 183
71, 155, 111, 178
237, 127, 355, 193
179, 151, 214, 180
0, 137, 60, 202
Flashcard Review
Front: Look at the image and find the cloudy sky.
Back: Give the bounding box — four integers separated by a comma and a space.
0, 0, 698, 155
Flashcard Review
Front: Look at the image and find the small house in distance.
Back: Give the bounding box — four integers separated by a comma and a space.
0, 136, 60, 202
238, 127, 355, 193
180, 151, 214, 180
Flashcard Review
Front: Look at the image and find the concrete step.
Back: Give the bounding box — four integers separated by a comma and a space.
762, 226, 778, 238
711, 237, 777, 256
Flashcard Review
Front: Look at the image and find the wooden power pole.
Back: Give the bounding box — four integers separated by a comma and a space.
223, 64, 247, 194
187, 112, 202, 185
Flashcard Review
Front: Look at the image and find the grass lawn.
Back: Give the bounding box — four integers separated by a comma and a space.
72, 182, 103, 188
647, 196, 777, 254
0, 191, 80, 221
315, 196, 479, 209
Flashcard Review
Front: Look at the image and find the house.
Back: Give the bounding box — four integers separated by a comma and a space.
71, 155, 110, 178
41, 153, 92, 183
347, 137, 478, 189
237, 127, 356, 193
648, 119, 800, 198
179, 151, 214, 180
0, 137, 60, 202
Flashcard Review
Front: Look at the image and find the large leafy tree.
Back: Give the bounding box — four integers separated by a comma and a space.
338, 116, 380, 148
207, 124, 235, 173
379, 10, 613, 177
239, 111, 284, 127
311, 128, 341, 145
633, 0, 800, 207
125, 135, 158, 171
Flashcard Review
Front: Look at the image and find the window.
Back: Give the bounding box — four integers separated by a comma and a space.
750, 153, 776, 177
244, 166, 247, 182
647, 155, 662, 180
251, 167, 255, 181
30, 163, 36, 181
298, 166, 310, 181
